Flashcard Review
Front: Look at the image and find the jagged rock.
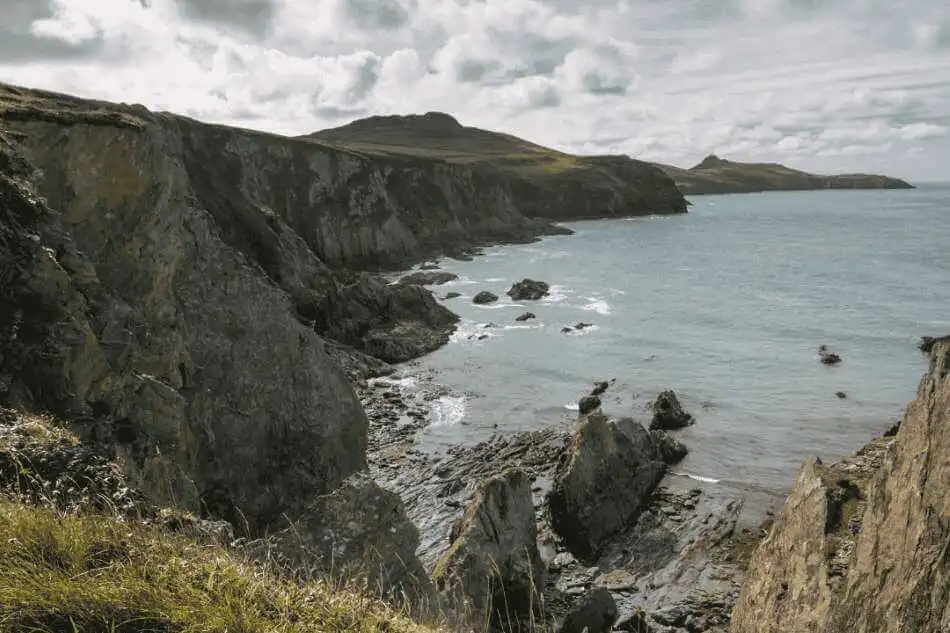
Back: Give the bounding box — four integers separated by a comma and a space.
918, 335, 950, 354
434, 468, 545, 627
558, 586, 618, 633
578, 395, 602, 415
516, 312, 536, 322
650, 430, 689, 465
249, 473, 435, 610
473, 291, 499, 305
547, 414, 667, 559
733, 341, 950, 633
507, 279, 550, 301
397, 271, 459, 286
649, 390, 694, 430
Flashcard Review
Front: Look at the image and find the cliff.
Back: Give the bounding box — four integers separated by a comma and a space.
731, 340, 950, 633
656, 154, 913, 195
309, 112, 689, 220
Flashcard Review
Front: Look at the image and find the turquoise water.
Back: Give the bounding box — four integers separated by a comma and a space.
403, 186, 950, 501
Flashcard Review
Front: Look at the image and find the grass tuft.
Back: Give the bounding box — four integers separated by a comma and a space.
0, 501, 439, 633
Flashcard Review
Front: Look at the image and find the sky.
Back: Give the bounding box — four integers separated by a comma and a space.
1, 0, 949, 181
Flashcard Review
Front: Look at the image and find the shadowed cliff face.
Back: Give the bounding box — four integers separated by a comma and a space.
656, 154, 913, 195
731, 341, 950, 633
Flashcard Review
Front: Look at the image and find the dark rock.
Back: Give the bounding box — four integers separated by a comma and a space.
397, 271, 459, 286
836, 391, 847, 400
818, 345, 842, 365
508, 279, 550, 301
591, 381, 609, 397
649, 390, 694, 430
578, 395, 602, 415
650, 430, 689, 465
919, 335, 950, 354
473, 291, 499, 305
434, 468, 545, 627
547, 414, 667, 560
559, 586, 618, 633
516, 312, 536, 322
575, 322, 593, 330
561, 327, 573, 333
444, 292, 462, 300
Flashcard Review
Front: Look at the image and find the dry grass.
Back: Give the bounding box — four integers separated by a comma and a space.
0, 501, 441, 633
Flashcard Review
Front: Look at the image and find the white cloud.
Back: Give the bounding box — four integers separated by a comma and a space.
1, 0, 949, 180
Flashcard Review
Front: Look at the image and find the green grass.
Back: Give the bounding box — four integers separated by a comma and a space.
0, 501, 440, 633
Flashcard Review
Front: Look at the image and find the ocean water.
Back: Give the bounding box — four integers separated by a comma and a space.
399, 185, 950, 504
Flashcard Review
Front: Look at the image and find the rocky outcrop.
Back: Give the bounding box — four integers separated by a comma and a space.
547, 414, 667, 560
398, 271, 459, 286
650, 391, 694, 430
474, 291, 499, 305
918, 334, 950, 354
731, 341, 950, 633
508, 279, 550, 301
434, 468, 545, 628
656, 155, 913, 195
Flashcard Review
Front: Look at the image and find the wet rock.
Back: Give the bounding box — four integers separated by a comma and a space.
578, 395, 602, 415
836, 391, 847, 399
444, 292, 462, 300
548, 414, 666, 560
434, 468, 545, 627
562, 322, 594, 334
558, 586, 618, 633
508, 279, 550, 301
818, 344, 842, 365
516, 312, 537, 322
473, 291, 499, 305
398, 270, 459, 286
649, 390, 694, 430
650, 430, 689, 465
591, 381, 610, 397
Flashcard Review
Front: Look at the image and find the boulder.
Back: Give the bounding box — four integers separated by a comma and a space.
473, 291, 499, 305
649, 390, 694, 430
591, 381, 610, 397
818, 345, 842, 365
507, 279, 550, 301
650, 430, 689, 465
559, 587, 618, 633
444, 292, 462, 300
434, 468, 545, 627
547, 414, 667, 559
515, 312, 536, 322
578, 395, 602, 415
398, 271, 459, 286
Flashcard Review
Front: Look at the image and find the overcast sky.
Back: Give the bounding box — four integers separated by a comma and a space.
1, 0, 948, 181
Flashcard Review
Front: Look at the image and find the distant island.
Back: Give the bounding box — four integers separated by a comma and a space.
654, 154, 913, 195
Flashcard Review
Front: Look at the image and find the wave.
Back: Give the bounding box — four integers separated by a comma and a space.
564, 402, 580, 411
563, 324, 601, 336
367, 375, 419, 390
581, 297, 611, 315
671, 471, 721, 484
429, 395, 466, 427
542, 285, 570, 303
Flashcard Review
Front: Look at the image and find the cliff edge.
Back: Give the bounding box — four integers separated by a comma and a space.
657, 154, 913, 195
731, 341, 950, 633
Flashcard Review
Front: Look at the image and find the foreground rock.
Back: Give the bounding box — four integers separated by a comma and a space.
559, 587, 618, 633
650, 390, 695, 430
656, 154, 914, 195
732, 340, 950, 633
508, 279, 550, 301
434, 469, 545, 628
474, 291, 499, 305
548, 414, 667, 560
398, 271, 459, 286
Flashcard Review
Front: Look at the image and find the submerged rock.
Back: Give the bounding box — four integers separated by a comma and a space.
516, 312, 536, 322
444, 292, 462, 300
818, 345, 842, 365
473, 291, 499, 305
649, 390, 694, 430
398, 270, 459, 286
508, 279, 550, 301
434, 468, 545, 627
547, 414, 667, 560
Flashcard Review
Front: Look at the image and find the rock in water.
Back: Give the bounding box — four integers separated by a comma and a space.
559, 587, 618, 633
507, 279, 550, 301
591, 381, 610, 397
650, 430, 689, 465
818, 344, 842, 365
397, 271, 459, 286
649, 390, 694, 430
434, 468, 545, 627
444, 292, 462, 300
515, 312, 536, 322
547, 414, 667, 559
473, 291, 499, 304
578, 395, 602, 415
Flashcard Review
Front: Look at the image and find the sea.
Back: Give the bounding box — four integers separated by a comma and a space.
391, 185, 950, 509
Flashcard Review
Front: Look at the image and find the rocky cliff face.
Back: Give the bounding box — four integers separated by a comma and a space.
732, 341, 950, 633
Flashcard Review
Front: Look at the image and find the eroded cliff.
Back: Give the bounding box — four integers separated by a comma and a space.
732, 341, 950, 633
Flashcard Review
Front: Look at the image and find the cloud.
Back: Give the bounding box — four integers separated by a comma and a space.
0, 0, 948, 180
